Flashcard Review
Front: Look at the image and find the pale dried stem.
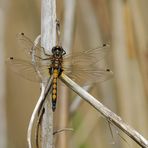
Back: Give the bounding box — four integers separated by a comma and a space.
27, 50, 53, 148
60, 73, 148, 148
111, 0, 148, 147
129, 0, 148, 92
0, 6, 7, 148
27, 83, 46, 148
41, 0, 56, 147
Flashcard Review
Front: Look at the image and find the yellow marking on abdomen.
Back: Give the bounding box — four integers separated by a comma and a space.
52, 89, 57, 94
53, 79, 57, 83
53, 83, 57, 89
52, 94, 56, 100
52, 69, 59, 110
53, 69, 58, 77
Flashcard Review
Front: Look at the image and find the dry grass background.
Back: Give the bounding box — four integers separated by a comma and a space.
0, 0, 148, 147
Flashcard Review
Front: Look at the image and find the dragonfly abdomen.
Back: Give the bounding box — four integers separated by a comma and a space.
52, 69, 59, 111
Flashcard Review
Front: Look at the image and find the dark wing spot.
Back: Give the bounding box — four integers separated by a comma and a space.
103, 43, 107, 47
106, 68, 110, 72
21, 32, 24, 35
10, 57, 14, 60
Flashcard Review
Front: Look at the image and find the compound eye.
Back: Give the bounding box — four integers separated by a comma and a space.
52, 47, 55, 53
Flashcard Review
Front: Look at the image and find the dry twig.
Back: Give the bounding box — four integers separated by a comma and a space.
60, 73, 148, 148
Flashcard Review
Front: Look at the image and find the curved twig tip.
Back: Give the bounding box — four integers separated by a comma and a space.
53, 128, 74, 135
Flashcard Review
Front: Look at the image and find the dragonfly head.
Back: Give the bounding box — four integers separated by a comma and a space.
52, 46, 66, 57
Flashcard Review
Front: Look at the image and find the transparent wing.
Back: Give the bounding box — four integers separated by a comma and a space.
62, 44, 112, 85
16, 33, 52, 60
63, 44, 110, 69
6, 57, 50, 82
64, 66, 113, 86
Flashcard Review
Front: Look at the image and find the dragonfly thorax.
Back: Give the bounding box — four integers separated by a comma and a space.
52, 46, 66, 58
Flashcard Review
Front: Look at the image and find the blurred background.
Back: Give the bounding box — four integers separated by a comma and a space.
0, 0, 148, 147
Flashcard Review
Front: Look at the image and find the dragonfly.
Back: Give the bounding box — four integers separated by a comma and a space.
7, 22, 113, 111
